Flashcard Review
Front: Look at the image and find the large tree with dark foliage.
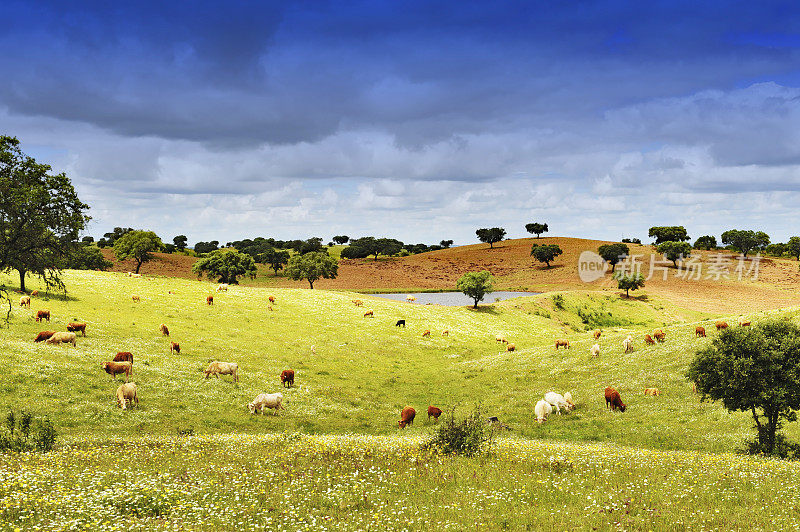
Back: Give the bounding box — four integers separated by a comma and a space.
192, 249, 257, 284
332, 235, 350, 245
530, 243, 563, 267
113, 230, 163, 274
173, 235, 188, 251
525, 222, 548, 238
476, 228, 506, 249
0, 136, 90, 292
341, 237, 404, 260
648, 226, 690, 245
285, 251, 338, 289
693, 235, 717, 250
259, 247, 291, 275
688, 321, 800, 457
721, 229, 770, 258
597, 243, 630, 273
194, 241, 219, 254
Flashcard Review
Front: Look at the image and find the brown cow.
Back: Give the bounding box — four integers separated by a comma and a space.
695, 326, 706, 338
30, 290, 39, 297
67, 322, 87, 337
352, 299, 363, 307
605, 387, 626, 412
506, 343, 516, 352
113, 352, 134, 364
170, 342, 181, 354
159, 323, 169, 336
35, 310, 50, 322
363, 310, 374, 318
555, 339, 570, 349
715, 321, 728, 331
427, 405, 443, 422
593, 329, 601, 340
398, 406, 416, 429
644, 334, 655, 345
644, 388, 660, 396
268, 296, 276, 304
206, 295, 214, 305
280, 369, 295, 388
653, 330, 666, 343
131, 295, 140, 302
103, 361, 132, 381
496, 336, 508, 343
442, 329, 449, 337
34, 331, 56, 343
738, 317, 751, 327
19, 296, 30, 308
422, 329, 431, 337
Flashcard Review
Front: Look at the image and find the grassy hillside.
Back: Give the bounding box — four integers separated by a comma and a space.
1, 269, 794, 453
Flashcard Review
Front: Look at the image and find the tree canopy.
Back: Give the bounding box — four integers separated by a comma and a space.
192, 249, 257, 284
657, 241, 693, 267
530, 243, 563, 267
693, 235, 717, 250
613, 271, 645, 297
173, 235, 188, 251
332, 235, 349, 245
285, 251, 339, 289
721, 229, 770, 257
0, 136, 90, 292
456, 270, 494, 308
525, 222, 548, 238
687, 321, 800, 457
648, 226, 690, 245
787, 237, 800, 261
113, 230, 163, 274
476, 228, 506, 249
258, 247, 291, 275
194, 241, 219, 254
341, 237, 403, 260
597, 243, 630, 272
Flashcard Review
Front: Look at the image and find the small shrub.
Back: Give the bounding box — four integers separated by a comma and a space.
31, 418, 57, 452
176, 427, 195, 437
423, 405, 494, 457
0, 410, 58, 453
552, 294, 565, 310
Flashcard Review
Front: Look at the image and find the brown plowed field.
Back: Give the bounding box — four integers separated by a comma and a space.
101, 237, 800, 314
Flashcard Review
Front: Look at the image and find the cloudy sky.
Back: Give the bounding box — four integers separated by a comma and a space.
4, 1, 800, 245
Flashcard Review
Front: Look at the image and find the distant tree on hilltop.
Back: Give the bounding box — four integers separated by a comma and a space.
525, 222, 548, 238
113, 230, 164, 274
530, 243, 563, 267
476, 228, 506, 249
648, 226, 690, 245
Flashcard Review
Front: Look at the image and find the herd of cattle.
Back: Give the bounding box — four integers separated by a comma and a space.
18, 282, 753, 427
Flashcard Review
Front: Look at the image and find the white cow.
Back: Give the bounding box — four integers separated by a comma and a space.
544, 391, 572, 414
535, 399, 553, 424
248, 393, 285, 414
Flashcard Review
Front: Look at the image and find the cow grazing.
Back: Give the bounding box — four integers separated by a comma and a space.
593, 329, 601, 340
653, 329, 666, 343
363, 310, 374, 318
45, 331, 76, 346
506, 343, 516, 352
116, 382, 138, 409
555, 339, 570, 349
590, 343, 600, 357
248, 393, 284, 414
217, 283, 228, 292
67, 322, 87, 336
605, 387, 626, 412
268, 296, 276, 303
19, 296, 30, 308
159, 323, 169, 336
644, 334, 655, 345
644, 388, 660, 396
427, 405, 443, 422
496, 336, 508, 344
170, 342, 181, 354
113, 352, 133, 364
738, 317, 751, 327
280, 369, 295, 388
131, 295, 140, 302
398, 406, 416, 429
204, 361, 239, 382
30, 290, 39, 297
395, 319, 406, 327
442, 329, 449, 337
35, 310, 50, 322
352, 299, 363, 307
564, 392, 575, 410
535, 399, 553, 424
715, 321, 728, 331
206, 295, 214, 305
34, 331, 56, 343
422, 329, 431, 337
103, 361, 132, 381
406, 295, 416, 303
695, 326, 706, 338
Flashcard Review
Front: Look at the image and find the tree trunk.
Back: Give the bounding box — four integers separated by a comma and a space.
489, 242, 494, 249
135, 260, 143, 274
18, 269, 26, 292
308, 280, 314, 289
473, 299, 478, 309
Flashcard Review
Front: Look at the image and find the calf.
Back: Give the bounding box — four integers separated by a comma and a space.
35, 310, 50, 322
535, 399, 553, 424
398, 406, 416, 429
604, 387, 626, 412
395, 319, 406, 327
30, 290, 39, 297
555, 339, 570, 349
695, 326, 706, 338
113, 352, 134, 364
280, 369, 295, 388
34, 331, 56, 343
352, 299, 363, 306
442, 329, 449, 336
103, 361, 132, 381
67, 322, 87, 336
496, 336, 508, 344
590, 343, 600, 357
623, 335, 633, 353
170, 342, 181, 354
427, 405, 443, 422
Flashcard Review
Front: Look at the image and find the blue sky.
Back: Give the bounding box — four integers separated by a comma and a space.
3, 1, 800, 245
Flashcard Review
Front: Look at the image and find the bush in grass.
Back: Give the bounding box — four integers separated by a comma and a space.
424, 405, 494, 457
0, 410, 57, 452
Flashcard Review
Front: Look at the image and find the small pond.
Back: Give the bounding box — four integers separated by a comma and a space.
371, 291, 539, 307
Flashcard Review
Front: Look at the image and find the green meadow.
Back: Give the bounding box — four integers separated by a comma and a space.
1, 269, 798, 530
